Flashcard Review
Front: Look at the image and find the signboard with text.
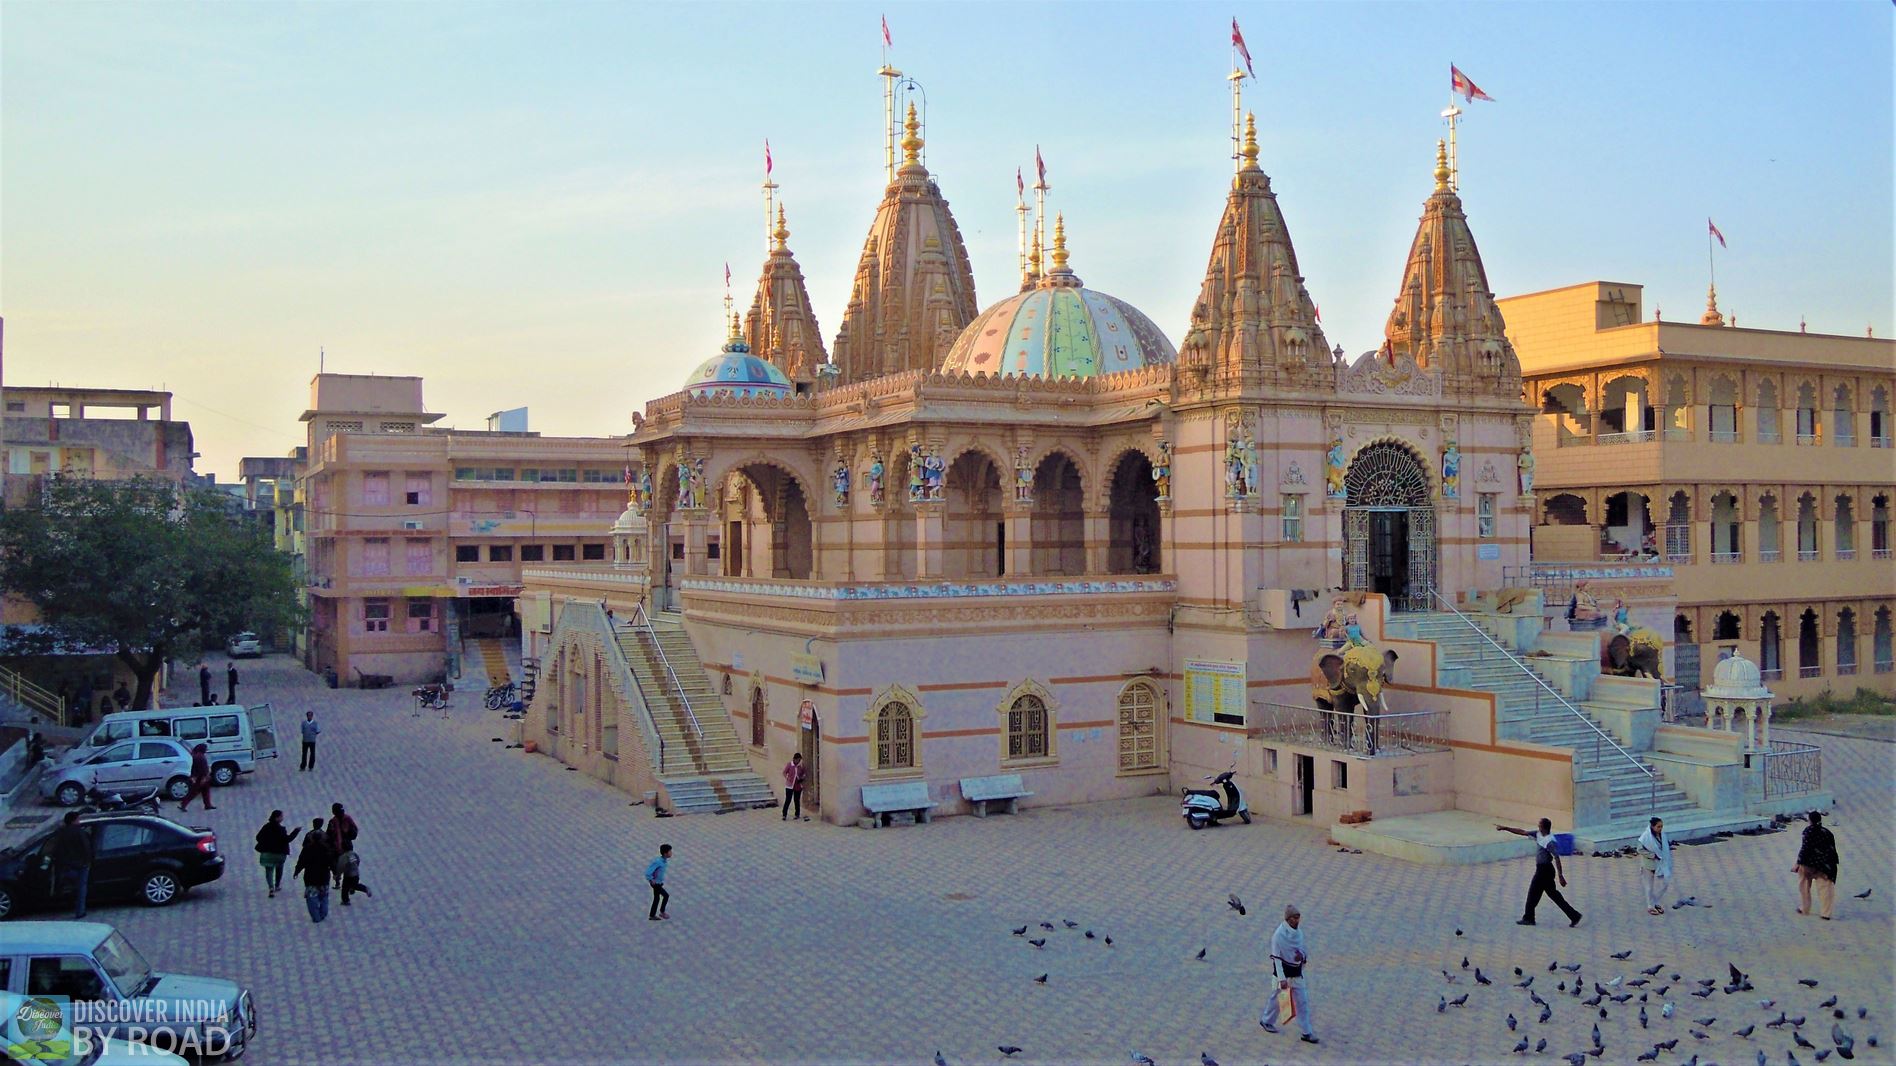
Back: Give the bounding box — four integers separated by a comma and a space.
1184, 659, 1247, 726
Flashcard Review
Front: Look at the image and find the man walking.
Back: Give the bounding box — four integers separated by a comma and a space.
645, 844, 672, 921
178, 743, 215, 811
1500, 818, 1583, 927
1260, 904, 1318, 1045
781, 753, 808, 821
326, 803, 358, 888
299, 711, 320, 771
226, 662, 238, 705
293, 818, 334, 923
198, 663, 212, 705
1794, 810, 1839, 920
50, 811, 94, 919
1638, 817, 1672, 915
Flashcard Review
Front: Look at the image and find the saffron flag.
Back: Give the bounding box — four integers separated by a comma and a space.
881, 15, 891, 47
1016, 166, 1024, 198
1313, 300, 1322, 324
1231, 18, 1253, 78
724, 262, 731, 287
764, 139, 772, 175
1450, 64, 1494, 103
1708, 217, 1726, 248
1035, 146, 1046, 186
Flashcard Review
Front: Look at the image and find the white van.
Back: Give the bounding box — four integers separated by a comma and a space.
57, 705, 279, 787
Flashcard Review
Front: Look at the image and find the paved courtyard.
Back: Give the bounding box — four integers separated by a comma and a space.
25, 654, 1891, 1066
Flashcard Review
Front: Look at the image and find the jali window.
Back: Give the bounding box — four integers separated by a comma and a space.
875, 703, 915, 771
1007, 695, 1049, 760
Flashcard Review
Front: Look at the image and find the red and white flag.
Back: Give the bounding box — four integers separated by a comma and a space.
1450, 64, 1494, 103
724, 262, 731, 287
764, 139, 772, 175
623, 465, 633, 486
1016, 166, 1024, 199
1707, 217, 1727, 248
1313, 300, 1322, 324
1231, 18, 1254, 79
1035, 146, 1046, 186
881, 14, 891, 48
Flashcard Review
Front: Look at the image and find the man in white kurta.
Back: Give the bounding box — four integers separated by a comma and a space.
1260, 904, 1318, 1043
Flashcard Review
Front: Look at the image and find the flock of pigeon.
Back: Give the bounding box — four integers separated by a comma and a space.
1435, 921, 1881, 1066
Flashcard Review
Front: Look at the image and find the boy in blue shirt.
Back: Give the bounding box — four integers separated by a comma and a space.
645, 844, 672, 920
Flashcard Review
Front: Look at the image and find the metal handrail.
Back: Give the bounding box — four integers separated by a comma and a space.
1426, 587, 1657, 814
1, 664, 69, 727
576, 601, 666, 775
632, 602, 702, 743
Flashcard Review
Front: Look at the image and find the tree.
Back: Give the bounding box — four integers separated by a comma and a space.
0, 476, 303, 710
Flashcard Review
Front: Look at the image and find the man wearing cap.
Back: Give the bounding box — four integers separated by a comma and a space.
1260, 904, 1318, 1044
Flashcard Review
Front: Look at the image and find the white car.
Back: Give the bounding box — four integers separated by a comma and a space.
223, 633, 261, 659
40, 741, 194, 808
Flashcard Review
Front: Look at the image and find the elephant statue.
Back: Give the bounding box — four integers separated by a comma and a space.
1310, 640, 1399, 753
1601, 626, 1665, 681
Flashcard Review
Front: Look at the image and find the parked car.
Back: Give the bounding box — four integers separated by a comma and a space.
223, 633, 261, 659
0, 991, 189, 1064
42, 741, 195, 809
0, 813, 223, 919
54, 705, 278, 788
0, 921, 253, 1058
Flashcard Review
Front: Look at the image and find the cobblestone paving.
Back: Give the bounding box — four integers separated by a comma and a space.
31, 656, 1889, 1066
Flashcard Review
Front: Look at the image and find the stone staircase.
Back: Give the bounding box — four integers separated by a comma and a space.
614, 619, 775, 815
1394, 613, 1699, 825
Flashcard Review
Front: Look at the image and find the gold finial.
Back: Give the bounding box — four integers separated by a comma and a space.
1028, 227, 1043, 277
1700, 283, 1725, 327
773, 204, 789, 251
900, 101, 922, 166
1050, 213, 1070, 271
1433, 139, 1451, 192
1240, 113, 1260, 171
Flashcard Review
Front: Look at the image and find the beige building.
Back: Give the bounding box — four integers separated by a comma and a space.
299, 374, 633, 684
1501, 281, 1895, 702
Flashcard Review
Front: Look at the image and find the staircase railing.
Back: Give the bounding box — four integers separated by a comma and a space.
1427, 587, 1657, 816
562, 600, 667, 776
0, 663, 69, 727
631, 602, 703, 745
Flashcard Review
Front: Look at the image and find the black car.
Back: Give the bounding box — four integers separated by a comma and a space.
0, 813, 224, 920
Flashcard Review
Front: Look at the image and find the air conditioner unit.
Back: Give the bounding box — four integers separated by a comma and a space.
402, 520, 425, 531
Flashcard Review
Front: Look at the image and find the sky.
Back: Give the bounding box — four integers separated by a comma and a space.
3, 1, 1891, 480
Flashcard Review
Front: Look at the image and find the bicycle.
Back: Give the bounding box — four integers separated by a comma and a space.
484, 682, 517, 711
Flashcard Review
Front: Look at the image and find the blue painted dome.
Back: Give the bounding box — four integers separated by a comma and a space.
684, 335, 793, 399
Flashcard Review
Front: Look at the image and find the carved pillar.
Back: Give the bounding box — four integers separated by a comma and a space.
680, 510, 711, 577
1003, 506, 1034, 578
1082, 506, 1109, 575
914, 503, 946, 579
1758, 703, 1772, 749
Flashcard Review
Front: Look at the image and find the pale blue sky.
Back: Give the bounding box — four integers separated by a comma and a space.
3, 1, 1890, 478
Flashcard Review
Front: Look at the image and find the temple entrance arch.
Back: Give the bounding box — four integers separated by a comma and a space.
1032, 453, 1086, 575
715, 460, 814, 580
944, 451, 1004, 578
1106, 450, 1160, 574
1343, 441, 1435, 612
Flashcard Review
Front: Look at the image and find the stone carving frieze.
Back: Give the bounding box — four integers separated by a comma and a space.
1336, 351, 1442, 397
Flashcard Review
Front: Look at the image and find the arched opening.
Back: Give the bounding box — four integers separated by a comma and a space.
1663, 491, 1692, 560
1713, 610, 1741, 641
1758, 493, 1782, 561
1837, 609, 1858, 676
1602, 490, 1653, 557
1661, 374, 1690, 438
1107, 451, 1160, 575
1541, 383, 1591, 445
1116, 681, 1161, 772
1833, 384, 1855, 445
882, 450, 917, 581
1797, 608, 1822, 678
1871, 385, 1891, 445
1675, 615, 1693, 641
1872, 494, 1890, 557
749, 683, 767, 747
1875, 607, 1893, 673
1795, 382, 1820, 443
1796, 493, 1819, 560
1543, 494, 1588, 525
1343, 442, 1435, 612
718, 463, 815, 580
944, 451, 1003, 579
1756, 379, 1781, 442
1005, 693, 1050, 761
1760, 611, 1782, 680
651, 463, 684, 611
873, 702, 916, 772
1600, 375, 1653, 439
1834, 494, 1856, 558
1708, 376, 1740, 441
1710, 490, 1741, 562
1031, 453, 1085, 575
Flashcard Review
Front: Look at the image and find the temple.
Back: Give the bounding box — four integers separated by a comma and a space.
515, 67, 1829, 857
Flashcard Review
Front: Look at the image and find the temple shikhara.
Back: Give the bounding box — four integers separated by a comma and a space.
516, 61, 1843, 856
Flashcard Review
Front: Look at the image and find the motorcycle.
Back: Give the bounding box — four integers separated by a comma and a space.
412, 683, 450, 713
1181, 769, 1250, 830
78, 785, 163, 816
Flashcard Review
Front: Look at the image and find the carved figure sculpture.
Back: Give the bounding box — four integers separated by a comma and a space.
1310, 640, 1397, 754
1153, 441, 1172, 499
1242, 438, 1260, 499
1325, 436, 1347, 499
1441, 439, 1461, 499
1014, 448, 1034, 504
867, 453, 885, 508
832, 461, 850, 508
1315, 599, 1352, 643
1517, 449, 1535, 495
1602, 626, 1666, 681
634, 470, 654, 515
922, 449, 945, 500
1566, 580, 1604, 629
906, 445, 926, 503
676, 459, 698, 510
1225, 437, 1247, 499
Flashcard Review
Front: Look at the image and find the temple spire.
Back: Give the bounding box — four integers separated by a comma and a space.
745, 202, 829, 384
773, 204, 789, 252
900, 101, 923, 170
1434, 139, 1451, 192
1238, 112, 1260, 175
1700, 283, 1726, 326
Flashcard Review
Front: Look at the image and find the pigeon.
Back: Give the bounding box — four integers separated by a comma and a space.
1698, 979, 1719, 988
1563, 1054, 1587, 1066
1011, 925, 1028, 936
1815, 1051, 1832, 1062
1797, 1029, 1824, 1050
1517, 977, 1536, 989
1462, 956, 1471, 969
1607, 976, 1625, 988
1731, 964, 1749, 985
1657, 1039, 1678, 1051
1642, 964, 1665, 976
1637, 1049, 1660, 1063
1793, 1016, 1808, 1026
1200, 1054, 1218, 1066
1563, 963, 1584, 973
1062, 920, 1079, 929
1768, 1013, 1790, 1029
1194, 947, 1207, 961
1615, 994, 1634, 1004
1853, 887, 1871, 899
1593, 1024, 1603, 1048
1104, 937, 1113, 948
1456, 927, 1465, 936
1596, 983, 1609, 997
1539, 1005, 1553, 1024
1477, 968, 1493, 986
1028, 939, 1047, 949
1130, 1052, 1157, 1066
1821, 996, 1839, 1009
934, 1054, 948, 1066
1558, 982, 1566, 992
1692, 988, 1715, 999
1040, 922, 1056, 931
1033, 974, 1048, 985
1584, 996, 1603, 1007
1451, 994, 1469, 1007
1438, 995, 1447, 1014
1799, 979, 1820, 988
1516, 967, 1525, 977
1640, 1006, 1649, 1029
1662, 1003, 1675, 1019
1512, 1039, 1531, 1055
1227, 894, 1246, 916
1535, 1039, 1547, 1054
1690, 1030, 1709, 1040
999, 1048, 1023, 1058
1757, 1051, 1769, 1066
1734, 1024, 1755, 1038
1761, 1000, 1778, 1009
1442, 970, 1460, 983
1694, 1018, 1717, 1027
1858, 1008, 1868, 1020
1085, 931, 1096, 940
1531, 991, 1549, 1008
1549, 960, 1560, 973
1612, 951, 1634, 960
1509, 1014, 1519, 1031
1630, 979, 1650, 988
1832, 1023, 1854, 1053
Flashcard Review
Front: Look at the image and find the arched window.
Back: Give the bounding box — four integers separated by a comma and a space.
1837, 609, 1858, 676
1708, 376, 1740, 442
1798, 609, 1822, 679
1796, 494, 1820, 561
1759, 612, 1782, 681
874, 703, 916, 771
1758, 494, 1781, 561
1870, 385, 1891, 446
1874, 608, 1893, 674
1664, 491, 1692, 560
1662, 374, 1690, 439
1116, 681, 1162, 772
1872, 494, 1891, 558
1714, 611, 1741, 641
1543, 494, 1588, 526
1710, 491, 1741, 562
1007, 695, 1049, 761
749, 683, 767, 748
1833, 384, 1855, 446
1835, 495, 1856, 559
1756, 379, 1781, 443
1795, 382, 1820, 444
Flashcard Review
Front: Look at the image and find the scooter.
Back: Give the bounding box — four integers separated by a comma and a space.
1181, 769, 1250, 830
78, 785, 163, 816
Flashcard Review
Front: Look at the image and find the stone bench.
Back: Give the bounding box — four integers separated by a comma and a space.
959, 773, 1033, 817
861, 780, 938, 827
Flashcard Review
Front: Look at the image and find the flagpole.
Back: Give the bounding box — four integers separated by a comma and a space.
763, 144, 778, 257
1229, 67, 1245, 174
1441, 101, 1462, 192
1016, 172, 1029, 285
1708, 225, 1715, 291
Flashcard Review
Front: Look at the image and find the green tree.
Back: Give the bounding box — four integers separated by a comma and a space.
0, 476, 303, 710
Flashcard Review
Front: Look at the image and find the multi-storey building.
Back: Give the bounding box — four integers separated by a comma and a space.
1501, 281, 1895, 701
2, 386, 197, 500
299, 374, 631, 683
